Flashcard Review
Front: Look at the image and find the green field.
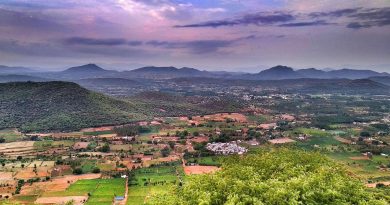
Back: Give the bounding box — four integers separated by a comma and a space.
127, 164, 183, 205
44, 178, 126, 205
186, 156, 221, 166
83, 130, 114, 136
0, 128, 24, 142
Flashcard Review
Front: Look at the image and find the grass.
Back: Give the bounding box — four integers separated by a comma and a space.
296, 135, 341, 151
127, 164, 182, 205
83, 130, 114, 136
12, 195, 38, 203
81, 160, 97, 173
247, 115, 269, 123
327, 152, 390, 179
110, 144, 132, 151
291, 128, 330, 137
34, 140, 53, 151
0, 128, 23, 142
186, 156, 221, 166
44, 178, 126, 205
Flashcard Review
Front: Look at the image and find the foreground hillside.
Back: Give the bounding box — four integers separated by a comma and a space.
150, 149, 388, 205
0, 81, 147, 132
0, 82, 245, 132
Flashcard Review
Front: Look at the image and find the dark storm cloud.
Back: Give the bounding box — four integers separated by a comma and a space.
174, 7, 390, 30
63, 37, 143, 46
146, 39, 234, 53
175, 12, 295, 28
345, 7, 390, 29
309, 8, 361, 18
64, 37, 127, 46
0, 8, 64, 31
279, 20, 334, 27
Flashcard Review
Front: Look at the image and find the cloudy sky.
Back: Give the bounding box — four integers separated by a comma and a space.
0, 0, 390, 72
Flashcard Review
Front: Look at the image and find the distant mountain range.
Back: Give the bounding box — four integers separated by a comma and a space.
1, 63, 388, 81
0, 65, 37, 74
244, 65, 389, 80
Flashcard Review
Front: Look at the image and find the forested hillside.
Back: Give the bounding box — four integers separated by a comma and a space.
0, 81, 147, 132
150, 149, 389, 205
0, 82, 245, 132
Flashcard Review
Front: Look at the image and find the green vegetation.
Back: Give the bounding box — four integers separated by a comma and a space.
0, 82, 148, 132
149, 149, 387, 205
0, 128, 23, 142
127, 163, 183, 205
45, 178, 126, 205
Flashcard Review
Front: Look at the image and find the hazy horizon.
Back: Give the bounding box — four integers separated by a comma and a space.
0, 0, 390, 72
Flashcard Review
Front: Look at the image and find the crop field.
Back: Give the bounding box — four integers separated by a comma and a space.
41, 178, 125, 205
0, 128, 23, 142
296, 135, 341, 150
327, 152, 390, 179
127, 164, 183, 205
22, 174, 101, 196
186, 156, 221, 166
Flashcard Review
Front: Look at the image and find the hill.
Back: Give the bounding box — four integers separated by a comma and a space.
0, 75, 50, 83
369, 76, 390, 86
123, 66, 210, 79
58, 64, 117, 79
300, 79, 389, 94
0, 65, 36, 74
256, 65, 303, 80
63, 63, 108, 73
0, 81, 147, 132
75, 78, 145, 96
237, 66, 388, 80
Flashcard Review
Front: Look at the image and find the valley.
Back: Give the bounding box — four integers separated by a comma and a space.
0, 65, 389, 204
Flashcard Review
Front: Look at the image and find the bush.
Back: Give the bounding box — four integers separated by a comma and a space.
73, 168, 83, 175
149, 149, 388, 204
92, 167, 101, 173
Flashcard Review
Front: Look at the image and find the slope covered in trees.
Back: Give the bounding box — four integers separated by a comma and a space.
149, 149, 387, 205
0, 81, 147, 132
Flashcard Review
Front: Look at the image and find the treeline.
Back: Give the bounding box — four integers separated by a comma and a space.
113, 125, 152, 136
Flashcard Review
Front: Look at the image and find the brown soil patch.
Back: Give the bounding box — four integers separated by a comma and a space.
184, 166, 220, 175
366, 181, 390, 188
15, 167, 51, 180
80, 126, 114, 132
349, 156, 370, 160
190, 136, 209, 143
269, 138, 296, 144
21, 173, 101, 195
190, 113, 247, 123
36, 196, 88, 205
335, 136, 352, 144
0, 172, 13, 180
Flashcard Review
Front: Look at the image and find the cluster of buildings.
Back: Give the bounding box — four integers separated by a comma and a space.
206, 142, 247, 155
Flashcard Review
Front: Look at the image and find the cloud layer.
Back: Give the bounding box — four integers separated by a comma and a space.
0, 0, 389, 71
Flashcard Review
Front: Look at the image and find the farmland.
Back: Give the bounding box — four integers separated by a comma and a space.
1, 83, 390, 204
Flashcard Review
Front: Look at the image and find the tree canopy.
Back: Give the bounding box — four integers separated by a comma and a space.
149, 149, 386, 205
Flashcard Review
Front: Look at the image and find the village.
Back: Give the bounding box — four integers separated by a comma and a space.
0, 107, 389, 205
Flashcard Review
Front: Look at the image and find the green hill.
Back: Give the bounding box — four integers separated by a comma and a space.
0, 81, 147, 132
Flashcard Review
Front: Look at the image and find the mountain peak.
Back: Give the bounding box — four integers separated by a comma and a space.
266, 65, 294, 72
64, 64, 105, 72
131, 66, 178, 72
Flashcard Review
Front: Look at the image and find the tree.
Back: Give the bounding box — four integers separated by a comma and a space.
360, 131, 371, 137
160, 147, 170, 157
149, 149, 388, 205
92, 167, 101, 173
0, 138, 5, 143
73, 168, 83, 175
98, 143, 110, 153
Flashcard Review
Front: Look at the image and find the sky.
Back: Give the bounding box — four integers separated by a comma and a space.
0, 0, 390, 72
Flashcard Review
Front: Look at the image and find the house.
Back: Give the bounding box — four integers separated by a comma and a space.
115, 196, 125, 201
